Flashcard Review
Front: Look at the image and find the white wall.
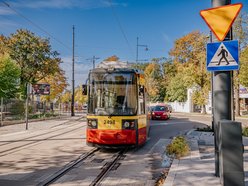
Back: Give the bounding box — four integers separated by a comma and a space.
168, 89, 194, 113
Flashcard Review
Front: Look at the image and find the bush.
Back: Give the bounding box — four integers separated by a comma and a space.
29, 112, 58, 119
196, 126, 213, 132
9, 100, 25, 115
166, 136, 190, 159
242, 127, 248, 137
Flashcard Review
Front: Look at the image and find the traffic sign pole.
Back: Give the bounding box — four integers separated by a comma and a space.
212, 0, 233, 178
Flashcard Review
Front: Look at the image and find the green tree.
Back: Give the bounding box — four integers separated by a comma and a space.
7, 29, 62, 97
0, 56, 20, 98
166, 72, 187, 102
162, 58, 177, 101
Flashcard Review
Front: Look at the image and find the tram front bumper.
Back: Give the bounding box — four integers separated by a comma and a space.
87, 129, 137, 145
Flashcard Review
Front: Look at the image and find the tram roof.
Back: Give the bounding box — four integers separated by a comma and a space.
90, 60, 143, 74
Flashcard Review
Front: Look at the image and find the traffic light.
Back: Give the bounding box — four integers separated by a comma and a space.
82, 84, 87, 95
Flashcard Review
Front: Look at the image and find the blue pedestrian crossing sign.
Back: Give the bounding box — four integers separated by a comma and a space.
207, 40, 239, 71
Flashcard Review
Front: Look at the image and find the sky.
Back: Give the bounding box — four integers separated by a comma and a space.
0, 0, 247, 89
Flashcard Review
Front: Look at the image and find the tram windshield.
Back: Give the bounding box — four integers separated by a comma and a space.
88, 72, 138, 116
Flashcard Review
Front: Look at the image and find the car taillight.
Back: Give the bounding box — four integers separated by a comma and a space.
122, 119, 137, 130
152, 112, 155, 115
163, 112, 167, 115
87, 119, 98, 129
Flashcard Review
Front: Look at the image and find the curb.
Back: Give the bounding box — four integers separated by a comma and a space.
163, 159, 179, 186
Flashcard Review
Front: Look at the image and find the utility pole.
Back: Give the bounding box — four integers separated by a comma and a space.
71, 25, 75, 116
212, 0, 232, 177
136, 37, 148, 63
87, 56, 100, 69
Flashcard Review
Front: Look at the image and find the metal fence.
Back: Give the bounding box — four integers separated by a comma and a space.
0, 98, 86, 126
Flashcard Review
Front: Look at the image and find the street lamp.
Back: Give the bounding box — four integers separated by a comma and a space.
136, 37, 148, 63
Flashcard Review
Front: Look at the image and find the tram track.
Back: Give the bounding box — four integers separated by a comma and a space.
0, 117, 85, 147
90, 148, 128, 186
37, 148, 129, 186
38, 148, 100, 186
0, 124, 86, 157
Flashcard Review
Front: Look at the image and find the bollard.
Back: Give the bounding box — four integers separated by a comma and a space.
218, 120, 244, 186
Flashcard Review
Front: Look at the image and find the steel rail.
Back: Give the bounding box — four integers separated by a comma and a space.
90, 148, 128, 186
38, 148, 99, 186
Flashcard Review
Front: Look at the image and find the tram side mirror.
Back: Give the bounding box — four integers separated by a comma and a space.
82, 84, 87, 95
139, 85, 144, 95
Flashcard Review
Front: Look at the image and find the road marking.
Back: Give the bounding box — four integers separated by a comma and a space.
151, 121, 195, 126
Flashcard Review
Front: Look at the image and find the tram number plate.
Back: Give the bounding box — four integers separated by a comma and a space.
104, 120, 115, 125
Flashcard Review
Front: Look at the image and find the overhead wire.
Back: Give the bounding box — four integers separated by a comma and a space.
0, 0, 71, 51
108, 0, 135, 59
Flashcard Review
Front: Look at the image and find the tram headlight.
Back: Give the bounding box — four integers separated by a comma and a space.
122, 119, 137, 130
87, 119, 98, 129
124, 121, 130, 128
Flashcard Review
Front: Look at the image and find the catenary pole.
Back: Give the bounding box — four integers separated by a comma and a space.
71, 25, 75, 116
211, 0, 232, 177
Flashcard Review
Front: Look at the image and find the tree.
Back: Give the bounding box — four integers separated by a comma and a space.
233, 13, 248, 116
0, 56, 20, 98
39, 69, 68, 102
7, 29, 62, 97
132, 62, 150, 71
75, 85, 87, 108
0, 35, 9, 56
104, 55, 119, 61
239, 46, 248, 87
169, 31, 210, 113
162, 58, 177, 101
61, 91, 71, 103
166, 72, 187, 102
144, 59, 164, 102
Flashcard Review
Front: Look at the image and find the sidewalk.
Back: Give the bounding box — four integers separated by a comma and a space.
164, 130, 248, 186
0, 115, 84, 136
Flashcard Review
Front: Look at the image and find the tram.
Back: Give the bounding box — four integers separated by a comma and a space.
83, 61, 149, 148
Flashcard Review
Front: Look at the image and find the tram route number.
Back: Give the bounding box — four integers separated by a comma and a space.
104, 120, 115, 125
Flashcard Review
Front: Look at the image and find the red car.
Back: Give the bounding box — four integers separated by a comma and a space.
151, 104, 170, 120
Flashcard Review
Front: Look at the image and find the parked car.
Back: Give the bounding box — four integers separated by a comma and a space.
151, 104, 170, 120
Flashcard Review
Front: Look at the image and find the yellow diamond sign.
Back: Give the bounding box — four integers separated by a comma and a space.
200, 3, 243, 41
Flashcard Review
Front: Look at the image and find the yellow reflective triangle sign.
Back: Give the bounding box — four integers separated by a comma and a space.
200, 3, 242, 41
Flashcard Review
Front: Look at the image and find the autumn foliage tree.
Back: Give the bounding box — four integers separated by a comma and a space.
7, 29, 63, 97
39, 69, 68, 102
104, 55, 119, 61
168, 31, 210, 113
232, 13, 248, 116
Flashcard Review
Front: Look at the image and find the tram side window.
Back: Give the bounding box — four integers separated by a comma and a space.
138, 85, 145, 115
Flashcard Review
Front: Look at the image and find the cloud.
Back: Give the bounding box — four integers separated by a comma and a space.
0, 7, 15, 15
11, 0, 127, 10
61, 56, 92, 88
0, 20, 18, 28
162, 33, 171, 43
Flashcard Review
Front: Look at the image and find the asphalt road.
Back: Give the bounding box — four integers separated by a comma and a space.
142, 112, 209, 154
